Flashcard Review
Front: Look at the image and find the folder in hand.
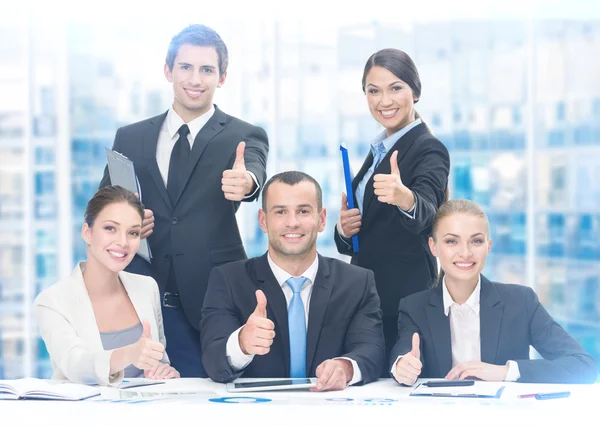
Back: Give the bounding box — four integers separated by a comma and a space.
105, 148, 152, 263
339, 143, 359, 253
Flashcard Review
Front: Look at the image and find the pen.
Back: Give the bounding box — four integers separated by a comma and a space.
535, 391, 570, 400
518, 391, 570, 400
518, 393, 536, 399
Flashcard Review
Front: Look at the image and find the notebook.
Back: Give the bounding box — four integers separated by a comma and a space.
0, 378, 100, 401
410, 381, 505, 398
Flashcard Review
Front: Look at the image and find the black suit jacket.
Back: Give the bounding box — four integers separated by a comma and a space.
100, 106, 269, 330
390, 275, 598, 384
334, 123, 450, 317
200, 253, 385, 384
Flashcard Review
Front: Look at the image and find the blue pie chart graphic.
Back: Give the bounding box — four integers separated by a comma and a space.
209, 396, 272, 404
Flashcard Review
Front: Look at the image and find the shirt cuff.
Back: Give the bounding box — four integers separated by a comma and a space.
226, 326, 255, 371
390, 355, 403, 375
336, 222, 353, 249
390, 355, 418, 385
397, 201, 416, 219
505, 360, 521, 382
336, 221, 351, 240
243, 171, 260, 199
334, 357, 362, 386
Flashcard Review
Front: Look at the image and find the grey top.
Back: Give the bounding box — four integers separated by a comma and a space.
100, 322, 144, 378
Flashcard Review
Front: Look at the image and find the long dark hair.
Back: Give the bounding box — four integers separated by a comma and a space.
431, 199, 489, 287
84, 186, 144, 227
362, 48, 429, 129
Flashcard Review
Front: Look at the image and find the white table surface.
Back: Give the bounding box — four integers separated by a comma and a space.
2, 378, 598, 426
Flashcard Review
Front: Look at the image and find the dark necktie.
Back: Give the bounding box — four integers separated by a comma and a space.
167, 124, 191, 204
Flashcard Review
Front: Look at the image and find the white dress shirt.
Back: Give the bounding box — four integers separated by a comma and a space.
225, 253, 362, 385
156, 107, 258, 195
442, 276, 520, 381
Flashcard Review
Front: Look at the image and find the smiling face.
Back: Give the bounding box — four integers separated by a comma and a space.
259, 181, 326, 266
82, 201, 142, 274
164, 43, 226, 123
429, 213, 492, 287
365, 65, 417, 136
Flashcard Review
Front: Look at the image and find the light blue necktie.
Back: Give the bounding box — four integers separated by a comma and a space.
286, 276, 308, 378
371, 141, 387, 169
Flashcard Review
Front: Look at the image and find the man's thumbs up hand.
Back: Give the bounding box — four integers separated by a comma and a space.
239, 290, 276, 356
222, 141, 256, 201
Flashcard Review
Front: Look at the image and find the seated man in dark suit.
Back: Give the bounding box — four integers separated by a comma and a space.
390, 199, 597, 385
201, 171, 385, 391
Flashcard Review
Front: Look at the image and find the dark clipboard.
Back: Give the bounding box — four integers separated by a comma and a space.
105, 147, 152, 263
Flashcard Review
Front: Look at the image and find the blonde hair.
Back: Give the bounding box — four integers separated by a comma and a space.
431, 199, 489, 287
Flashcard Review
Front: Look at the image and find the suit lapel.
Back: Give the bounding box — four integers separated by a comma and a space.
306, 255, 332, 373
254, 254, 291, 375
143, 111, 172, 210
426, 286, 453, 376
175, 106, 227, 206
71, 262, 104, 351
362, 124, 426, 221
120, 273, 157, 341
479, 276, 503, 364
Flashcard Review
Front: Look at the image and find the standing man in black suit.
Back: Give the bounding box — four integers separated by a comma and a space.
201, 172, 385, 389
100, 25, 269, 377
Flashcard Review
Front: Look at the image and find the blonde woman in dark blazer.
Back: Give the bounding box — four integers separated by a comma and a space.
391, 199, 597, 385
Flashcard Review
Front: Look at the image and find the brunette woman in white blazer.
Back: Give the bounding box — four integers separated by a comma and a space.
35, 186, 180, 385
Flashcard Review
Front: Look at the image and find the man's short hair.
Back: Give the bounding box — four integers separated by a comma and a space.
165, 24, 229, 76
261, 171, 323, 211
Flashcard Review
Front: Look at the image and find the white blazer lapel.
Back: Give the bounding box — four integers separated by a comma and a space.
70, 262, 104, 352
120, 272, 158, 342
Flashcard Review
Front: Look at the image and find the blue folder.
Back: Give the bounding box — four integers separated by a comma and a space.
340, 143, 359, 253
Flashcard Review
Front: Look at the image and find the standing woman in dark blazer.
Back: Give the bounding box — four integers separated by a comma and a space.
334, 48, 450, 374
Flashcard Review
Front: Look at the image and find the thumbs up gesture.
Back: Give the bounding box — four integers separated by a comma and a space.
239, 290, 276, 356
222, 141, 255, 201
127, 320, 165, 370
393, 333, 422, 386
372, 151, 414, 210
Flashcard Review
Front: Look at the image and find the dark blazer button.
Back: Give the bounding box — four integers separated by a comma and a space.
164, 254, 170, 261
171, 217, 178, 225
